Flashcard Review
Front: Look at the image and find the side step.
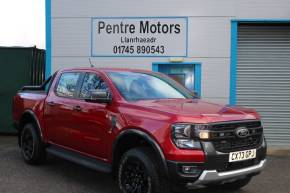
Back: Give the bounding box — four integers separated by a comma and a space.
46, 145, 112, 173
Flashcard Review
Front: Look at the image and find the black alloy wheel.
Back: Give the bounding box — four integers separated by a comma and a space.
120, 157, 151, 193
21, 128, 34, 160
118, 147, 171, 193
20, 123, 46, 164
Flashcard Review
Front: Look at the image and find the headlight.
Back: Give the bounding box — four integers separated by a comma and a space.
171, 124, 201, 149
199, 130, 210, 139
195, 124, 211, 139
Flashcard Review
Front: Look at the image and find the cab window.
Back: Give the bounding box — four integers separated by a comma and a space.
79, 73, 109, 99
55, 72, 81, 97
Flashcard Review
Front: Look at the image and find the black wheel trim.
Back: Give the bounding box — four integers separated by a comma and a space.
120, 157, 151, 193
21, 129, 34, 160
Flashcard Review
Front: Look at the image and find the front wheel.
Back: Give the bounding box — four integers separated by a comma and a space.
118, 147, 170, 193
20, 123, 46, 164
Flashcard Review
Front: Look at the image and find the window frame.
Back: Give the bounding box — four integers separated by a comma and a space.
77, 72, 112, 100
54, 71, 84, 99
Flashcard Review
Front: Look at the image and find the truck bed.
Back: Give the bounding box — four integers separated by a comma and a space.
12, 90, 47, 126
20, 90, 47, 94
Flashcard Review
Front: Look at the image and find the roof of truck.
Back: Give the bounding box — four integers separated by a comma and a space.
59, 67, 156, 74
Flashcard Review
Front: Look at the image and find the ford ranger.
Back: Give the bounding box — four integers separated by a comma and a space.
12, 67, 267, 193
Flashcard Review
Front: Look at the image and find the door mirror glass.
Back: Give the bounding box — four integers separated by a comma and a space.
85, 89, 111, 103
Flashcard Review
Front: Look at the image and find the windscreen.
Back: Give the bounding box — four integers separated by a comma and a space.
107, 71, 192, 101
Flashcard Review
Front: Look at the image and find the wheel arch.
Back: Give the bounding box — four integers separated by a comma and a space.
112, 129, 168, 177
18, 110, 44, 146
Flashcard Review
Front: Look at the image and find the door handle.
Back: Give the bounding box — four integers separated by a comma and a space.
73, 105, 82, 112
47, 101, 56, 106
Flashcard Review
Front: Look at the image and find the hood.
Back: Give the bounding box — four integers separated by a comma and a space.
132, 99, 259, 123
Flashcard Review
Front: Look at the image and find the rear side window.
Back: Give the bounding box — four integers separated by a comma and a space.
79, 73, 109, 98
56, 72, 81, 97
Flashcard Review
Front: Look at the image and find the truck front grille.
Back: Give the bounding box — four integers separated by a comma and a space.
210, 120, 263, 153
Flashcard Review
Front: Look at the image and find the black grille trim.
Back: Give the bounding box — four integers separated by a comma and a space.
209, 120, 263, 153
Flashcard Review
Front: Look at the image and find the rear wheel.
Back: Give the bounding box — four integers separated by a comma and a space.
118, 147, 170, 193
20, 123, 46, 164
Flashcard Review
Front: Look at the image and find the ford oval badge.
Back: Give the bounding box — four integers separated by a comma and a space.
235, 127, 250, 138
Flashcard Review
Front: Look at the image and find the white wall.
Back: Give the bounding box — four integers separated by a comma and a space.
50, 0, 290, 104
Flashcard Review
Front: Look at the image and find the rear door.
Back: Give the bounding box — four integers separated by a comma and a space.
44, 71, 83, 149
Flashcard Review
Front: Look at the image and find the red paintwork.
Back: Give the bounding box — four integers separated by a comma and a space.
12, 67, 261, 164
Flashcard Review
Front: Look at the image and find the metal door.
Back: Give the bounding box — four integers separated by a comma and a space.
236, 24, 290, 146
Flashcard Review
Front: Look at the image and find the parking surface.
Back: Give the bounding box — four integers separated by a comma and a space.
0, 136, 289, 193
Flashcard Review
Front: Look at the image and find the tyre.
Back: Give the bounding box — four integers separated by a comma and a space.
118, 147, 171, 193
20, 123, 46, 164
208, 177, 252, 191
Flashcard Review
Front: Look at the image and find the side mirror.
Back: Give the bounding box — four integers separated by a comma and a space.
85, 89, 111, 103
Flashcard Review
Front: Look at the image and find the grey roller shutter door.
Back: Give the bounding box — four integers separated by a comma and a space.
236, 24, 290, 146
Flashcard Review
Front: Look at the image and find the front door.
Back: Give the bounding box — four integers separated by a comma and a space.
73, 72, 112, 159
158, 64, 195, 91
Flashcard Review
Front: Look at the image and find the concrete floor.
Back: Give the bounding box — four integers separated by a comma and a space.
0, 135, 289, 193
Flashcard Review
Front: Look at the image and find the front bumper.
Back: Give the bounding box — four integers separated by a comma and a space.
166, 137, 267, 185
193, 159, 266, 185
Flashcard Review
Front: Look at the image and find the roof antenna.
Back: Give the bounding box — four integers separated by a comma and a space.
89, 58, 95, 67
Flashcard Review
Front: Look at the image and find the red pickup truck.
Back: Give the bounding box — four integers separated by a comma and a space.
12, 67, 267, 193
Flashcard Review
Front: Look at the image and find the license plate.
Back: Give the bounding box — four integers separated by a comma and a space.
229, 149, 256, 162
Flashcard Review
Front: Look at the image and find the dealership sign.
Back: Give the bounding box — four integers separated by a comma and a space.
91, 17, 188, 57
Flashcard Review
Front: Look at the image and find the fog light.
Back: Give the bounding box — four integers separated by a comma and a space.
182, 166, 200, 174
199, 131, 210, 139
